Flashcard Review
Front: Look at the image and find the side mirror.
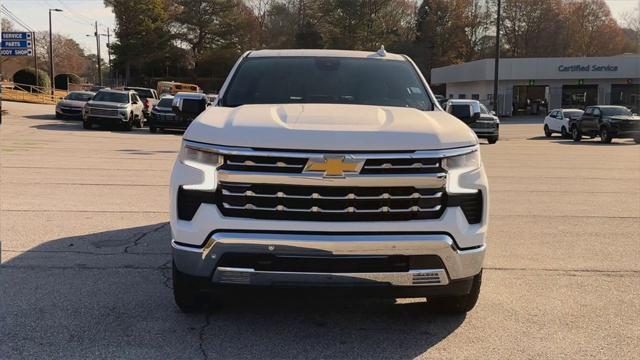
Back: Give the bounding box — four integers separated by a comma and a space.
132, 100, 138, 104
490, 110, 496, 116
472, 111, 481, 120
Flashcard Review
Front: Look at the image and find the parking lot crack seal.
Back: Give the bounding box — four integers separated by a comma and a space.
198, 312, 212, 360
123, 223, 168, 254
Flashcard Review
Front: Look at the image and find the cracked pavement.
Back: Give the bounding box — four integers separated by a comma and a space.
1, 102, 639, 359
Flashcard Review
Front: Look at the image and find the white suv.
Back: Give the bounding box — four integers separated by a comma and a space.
170, 49, 488, 313
82, 89, 145, 131
543, 108, 584, 138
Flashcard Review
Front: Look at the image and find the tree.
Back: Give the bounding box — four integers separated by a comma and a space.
104, 0, 173, 83
562, 0, 629, 56
501, 0, 564, 57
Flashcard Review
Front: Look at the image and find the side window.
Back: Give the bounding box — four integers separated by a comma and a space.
129, 94, 134, 103
549, 111, 557, 118
593, 108, 601, 117
556, 111, 563, 119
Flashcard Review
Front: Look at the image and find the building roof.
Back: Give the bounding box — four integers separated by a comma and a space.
431, 54, 640, 84
247, 49, 406, 61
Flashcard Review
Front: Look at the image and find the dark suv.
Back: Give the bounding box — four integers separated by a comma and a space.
570, 105, 640, 144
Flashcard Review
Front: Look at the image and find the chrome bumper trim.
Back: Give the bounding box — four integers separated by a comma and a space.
171, 232, 485, 281
212, 267, 449, 286
183, 139, 479, 159
218, 170, 447, 187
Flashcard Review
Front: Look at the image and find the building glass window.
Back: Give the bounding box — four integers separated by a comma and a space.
471, 94, 479, 100
458, 94, 466, 99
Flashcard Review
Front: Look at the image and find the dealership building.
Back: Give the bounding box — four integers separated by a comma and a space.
430, 54, 639, 116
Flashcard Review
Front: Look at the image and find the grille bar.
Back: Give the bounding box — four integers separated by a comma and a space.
222, 202, 442, 214
222, 188, 443, 200
226, 160, 303, 169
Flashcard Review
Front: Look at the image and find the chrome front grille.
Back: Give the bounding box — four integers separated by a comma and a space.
218, 183, 445, 221
89, 107, 118, 117
222, 155, 307, 173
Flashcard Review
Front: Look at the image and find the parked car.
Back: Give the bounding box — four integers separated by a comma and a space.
161, 92, 208, 132
124, 86, 159, 119
148, 95, 176, 133
170, 49, 487, 314
543, 108, 584, 138
446, 99, 499, 144
570, 105, 640, 143
89, 85, 108, 92
55, 91, 95, 119
82, 89, 145, 131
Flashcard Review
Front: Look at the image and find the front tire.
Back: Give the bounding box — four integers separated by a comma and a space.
571, 126, 582, 142
634, 137, 640, 144
487, 136, 498, 144
600, 127, 613, 144
427, 270, 482, 314
544, 124, 552, 137
149, 125, 157, 133
173, 262, 205, 313
122, 113, 133, 131
83, 119, 92, 129
561, 126, 568, 138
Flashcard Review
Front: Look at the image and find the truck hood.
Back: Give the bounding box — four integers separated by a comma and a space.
57, 99, 87, 108
184, 104, 477, 151
86, 101, 127, 109
610, 115, 640, 121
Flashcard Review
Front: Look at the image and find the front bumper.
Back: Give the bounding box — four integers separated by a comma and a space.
172, 232, 485, 289
56, 107, 83, 117
150, 113, 190, 129
610, 129, 640, 138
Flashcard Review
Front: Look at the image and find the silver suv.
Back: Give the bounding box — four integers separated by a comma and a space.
83, 89, 145, 131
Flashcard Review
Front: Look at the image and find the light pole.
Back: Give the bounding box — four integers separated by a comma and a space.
48, 8, 62, 95
492, 0, 501, 114
87, 25, 111, 86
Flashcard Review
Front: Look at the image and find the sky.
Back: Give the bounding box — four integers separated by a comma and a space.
1, 0, 639, 62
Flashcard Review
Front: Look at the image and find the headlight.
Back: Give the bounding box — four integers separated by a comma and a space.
177, 144, 222, 191
443, 150, 480, 172
179, 145, 222, 167
443, 149, 483, 194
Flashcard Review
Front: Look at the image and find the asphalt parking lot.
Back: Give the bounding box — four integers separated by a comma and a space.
1, 101, 639, 359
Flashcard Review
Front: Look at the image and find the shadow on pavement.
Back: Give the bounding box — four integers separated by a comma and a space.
527, 136, 637, 145
1, 223, 465, 358
30, 121, 183, 136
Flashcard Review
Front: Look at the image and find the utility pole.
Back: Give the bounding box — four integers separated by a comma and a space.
105, 28, 111, 83
492, 0, 501, 114
48, 8, 63, 95
94, 21, 102, 86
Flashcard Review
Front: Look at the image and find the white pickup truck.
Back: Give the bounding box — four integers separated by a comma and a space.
169, 49, 488, 313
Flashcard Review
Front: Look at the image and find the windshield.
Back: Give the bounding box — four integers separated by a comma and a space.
222, 57, 434, 110
92, 92, 128, 103
126, 88, 154, 99
480, 104, 489, 114
564, 110, 583, 118
157, 98, 173, 107
66, 92, 93, 101
602, 107, 632, 116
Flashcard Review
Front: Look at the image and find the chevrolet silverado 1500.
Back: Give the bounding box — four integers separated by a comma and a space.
170, 49, 488, 313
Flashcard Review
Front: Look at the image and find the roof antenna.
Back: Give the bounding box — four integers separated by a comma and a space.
377, 45, 386, 57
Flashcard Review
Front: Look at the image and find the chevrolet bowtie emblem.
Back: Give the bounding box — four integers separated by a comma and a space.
304, 156, 363, 177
